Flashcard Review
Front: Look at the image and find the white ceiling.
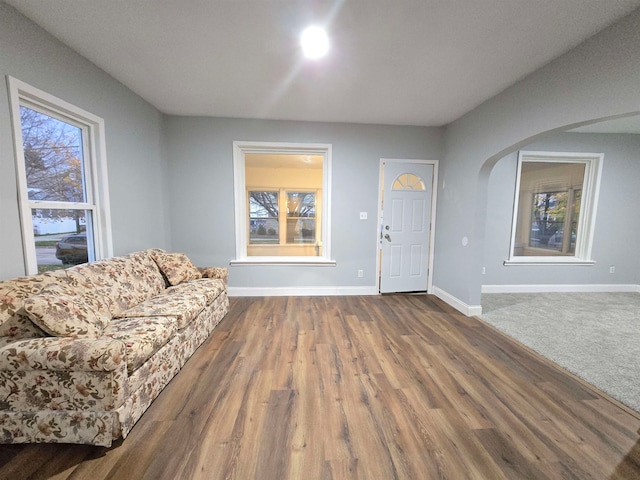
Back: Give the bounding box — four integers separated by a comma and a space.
6, 0, 640, 127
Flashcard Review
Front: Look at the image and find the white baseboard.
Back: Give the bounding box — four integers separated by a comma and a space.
481, 284, 640, 294
228, 286, 379, 297
432, 286, 483, 317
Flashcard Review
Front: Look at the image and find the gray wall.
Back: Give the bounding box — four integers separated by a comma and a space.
163, 116, 442, 289
3, 1, 640, 305
435, 8, 640, 308
0, 4, 170, 280
483, 132, 640, 287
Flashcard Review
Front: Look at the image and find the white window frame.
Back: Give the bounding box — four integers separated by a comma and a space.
232, 141, 334, 265
7, 76, 113, 274
506, 150, 603, 266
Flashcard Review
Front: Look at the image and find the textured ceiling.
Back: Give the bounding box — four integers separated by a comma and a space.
6, 0, 640, 126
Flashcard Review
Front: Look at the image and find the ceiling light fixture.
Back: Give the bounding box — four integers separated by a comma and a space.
300, 26, 329, 59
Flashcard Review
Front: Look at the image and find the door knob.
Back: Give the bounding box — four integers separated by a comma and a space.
384, 233, 391, 242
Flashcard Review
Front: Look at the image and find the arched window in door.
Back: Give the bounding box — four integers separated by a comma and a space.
392, 173, 426, 191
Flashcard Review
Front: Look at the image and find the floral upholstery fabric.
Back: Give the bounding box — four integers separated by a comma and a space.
0, 369, 122, 412
116, 291, 208, 330
0, 337, 126, 372
0, 315, 47, 341
165, 278, 225, 305
199, 267, 228, 284
126, 334, 183, 404
103, 316, 177, 373
0, 338, 128, 414
66, 251, 167, 317
23, 284, 111, 338
0, 249, 229, 446
151, 251, 202, 286
0, 271, 67, 339
49, 270, 114, 321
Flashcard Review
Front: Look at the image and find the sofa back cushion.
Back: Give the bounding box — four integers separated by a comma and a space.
23, 283, 111, 338
0, 249, 166, 338
65, 249, 166, 317
0, 270, 69, 339
151, 251, 202, 286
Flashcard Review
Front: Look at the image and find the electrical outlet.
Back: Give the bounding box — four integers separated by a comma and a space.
357, 269, 364, 278
481, 267, 486, 275
359, 212, 367, 220
609, 266, 615, 274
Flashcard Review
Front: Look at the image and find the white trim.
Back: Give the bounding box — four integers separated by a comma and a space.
482, 283, 640, 294
503, 259, 596, 266
508, 150, 603, 265
7, 78, 36, 272
432, 286, 483, 317
228, 286, 378, 297
230, 258, 336, 266
6, 76, 113, 274
233, 141, 332, 264
376, 158, 439, 294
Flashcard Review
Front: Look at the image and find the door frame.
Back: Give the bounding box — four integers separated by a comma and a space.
376, 158, 439, 294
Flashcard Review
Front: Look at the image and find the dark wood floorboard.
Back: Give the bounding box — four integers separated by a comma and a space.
1, 294, 639, 479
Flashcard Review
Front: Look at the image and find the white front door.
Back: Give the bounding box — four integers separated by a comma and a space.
379, 160, 435, 294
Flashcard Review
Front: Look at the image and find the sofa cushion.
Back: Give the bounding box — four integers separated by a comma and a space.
23, 284, 111, 338
165, 278, 225, 304
199, 267, 228, 283
115, 291, 208, 330
66, 250, 166, 317
0, 313, 47, 340
151, 252, 202, 286
0, 271, 68, 339
103, 316, 177, 373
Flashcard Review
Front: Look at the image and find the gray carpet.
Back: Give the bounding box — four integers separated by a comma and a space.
479, 292, 640, 413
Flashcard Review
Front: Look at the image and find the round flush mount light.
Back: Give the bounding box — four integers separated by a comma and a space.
300, 26, 329, 59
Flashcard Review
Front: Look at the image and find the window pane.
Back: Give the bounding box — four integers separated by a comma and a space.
392, 173, 426, 191
530, 191, 567, 251
249, 191, 279, 244
249, 191, 278, 217
287, 218, 316, 243
287, 192, 315, 217
32, 208, 93, 272
286, 192, 316, 243
514, 161, 585, 256
20, 106, 87, 203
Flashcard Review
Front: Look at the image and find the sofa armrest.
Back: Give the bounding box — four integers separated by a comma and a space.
0, 337, 126, 372
199, 267, 228, 285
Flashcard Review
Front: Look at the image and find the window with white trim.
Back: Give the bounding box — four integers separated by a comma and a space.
233, 142, 333, 263
507, 151, 602, 264
8, 77, 112, 274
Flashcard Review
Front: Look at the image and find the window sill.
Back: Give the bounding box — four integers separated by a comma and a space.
504, 258, 596, 266
231, 257, 337, 266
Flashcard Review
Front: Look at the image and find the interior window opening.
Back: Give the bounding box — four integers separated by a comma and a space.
233, 142, 332, 263
508, 151, 602, 264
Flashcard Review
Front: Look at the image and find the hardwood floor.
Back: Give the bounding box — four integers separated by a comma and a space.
1, 294, 640, 479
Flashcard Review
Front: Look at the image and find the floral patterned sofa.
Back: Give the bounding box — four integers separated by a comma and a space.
0, 248, 228, 447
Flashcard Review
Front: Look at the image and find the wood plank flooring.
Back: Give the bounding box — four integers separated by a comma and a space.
1, 294, 640, 479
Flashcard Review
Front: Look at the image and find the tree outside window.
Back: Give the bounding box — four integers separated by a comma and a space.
249, 189, 318, 248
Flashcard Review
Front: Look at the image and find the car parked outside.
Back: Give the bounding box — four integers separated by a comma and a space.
55, 233, 88, 265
